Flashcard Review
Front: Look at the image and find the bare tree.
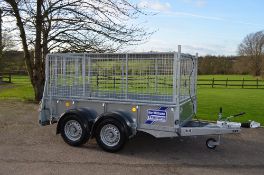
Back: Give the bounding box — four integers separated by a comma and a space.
0, 8, 3, 72
0, 8, 2, 56
0, 33, 15, 72
0, 0, 150, 101
1, 32, 15, 51
238, 31, 264, 76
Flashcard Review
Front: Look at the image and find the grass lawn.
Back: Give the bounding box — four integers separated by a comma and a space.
197, 75, 264, 124
197, 87, 264, 124
0, 74, 263, 125
0, 75, 34, 101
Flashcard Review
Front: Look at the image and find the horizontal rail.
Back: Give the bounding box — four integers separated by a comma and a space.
197, 78, 264, 88
198, 79, 262, 82
94, 76, 264, 89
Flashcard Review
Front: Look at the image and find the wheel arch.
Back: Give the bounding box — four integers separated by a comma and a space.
56, 108, 97, 134
91, 111, 136, 138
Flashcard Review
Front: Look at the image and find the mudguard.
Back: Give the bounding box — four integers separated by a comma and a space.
56, 108, 97, 134
91, 111, 136, 138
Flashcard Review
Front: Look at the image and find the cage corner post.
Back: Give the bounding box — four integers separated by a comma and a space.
173, 45, 182, 128
45, 54, 49, 96
194, 52, 198, 113
125, 53, 128, 100
82, 54, 86, 96
176, 45, 182, 104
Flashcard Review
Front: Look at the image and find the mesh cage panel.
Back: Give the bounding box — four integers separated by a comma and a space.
46, 52, 197, 104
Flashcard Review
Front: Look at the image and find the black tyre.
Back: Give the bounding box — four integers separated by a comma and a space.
206, 138, 217, 149
60, 115, 90, 146
95, 119, 127, 152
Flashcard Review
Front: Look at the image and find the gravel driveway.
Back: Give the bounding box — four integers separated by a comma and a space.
0, 101, 263, 175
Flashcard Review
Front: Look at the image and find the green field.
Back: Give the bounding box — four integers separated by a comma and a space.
0, 75, 263, 125
0, 75, 34, 101
197, 88, 264, 124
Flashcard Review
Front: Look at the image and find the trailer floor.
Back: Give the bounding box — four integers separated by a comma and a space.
0, 101, 263, 175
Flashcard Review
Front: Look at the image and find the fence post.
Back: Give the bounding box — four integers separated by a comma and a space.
226, 78, 228, 87
147, 75, 150, 88
242, 78, 244, 88
96, 74, 99, 88
113, 77, 116, 89
257, 78, 259, 89
8, 73, 11, 83
212, 78, 214, 88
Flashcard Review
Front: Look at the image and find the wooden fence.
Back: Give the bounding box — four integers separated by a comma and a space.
1, 73, 263, 89
94, 75, 264, 89
0, 72, 12, 83
198, 78, 264, 88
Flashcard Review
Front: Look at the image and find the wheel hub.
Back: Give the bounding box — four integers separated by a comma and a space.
100, 124, 120, 147
64, 120, 82, 141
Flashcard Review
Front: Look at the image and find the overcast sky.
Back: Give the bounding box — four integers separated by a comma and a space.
127, 0, 264, 56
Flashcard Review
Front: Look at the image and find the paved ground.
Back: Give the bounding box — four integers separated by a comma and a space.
0, 101, 263, 175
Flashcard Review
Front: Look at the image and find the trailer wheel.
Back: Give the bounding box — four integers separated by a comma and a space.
95, 119, 127, 152
60, 115, 90, 146
206, 138, 217, 149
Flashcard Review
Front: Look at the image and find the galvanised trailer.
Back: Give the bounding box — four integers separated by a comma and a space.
39, 46, 240, 152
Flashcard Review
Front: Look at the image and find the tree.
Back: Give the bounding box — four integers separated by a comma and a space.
1, 0, 150, 101
0, 8, 2, 56
0, 7, 16, 71
238, 31, 264, 76
1, 32, 15, 51
0, 8, 2, 72
0, 32, 16, 71
198, 55, 234, 75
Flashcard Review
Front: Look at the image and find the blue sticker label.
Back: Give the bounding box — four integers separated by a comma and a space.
145, 107, 168, 124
